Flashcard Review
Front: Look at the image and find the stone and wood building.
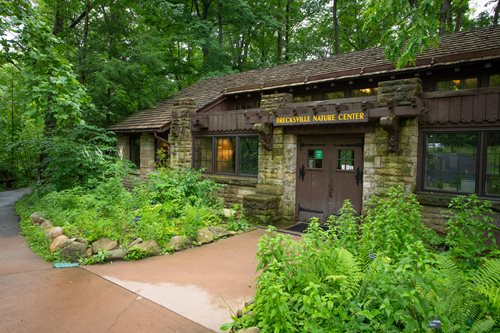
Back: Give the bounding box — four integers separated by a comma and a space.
110, 26, 500, 232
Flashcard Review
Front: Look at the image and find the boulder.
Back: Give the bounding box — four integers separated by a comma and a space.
244, 297, 255, 307
195, 228, 214, 245
129, 238, 143, 247
47, 226, 64, 240
165, 236, 192, 252
50, 235, 69, 252
237, 328, 259, 333
60, 238, 88, 261
91, 238, 118, 253
208, 226, 231, 239
106, 248, 128, 261
40, 220, 52, 228
131, 240, 161, 256
222, 208, 236, 218
29, 212, 45, 225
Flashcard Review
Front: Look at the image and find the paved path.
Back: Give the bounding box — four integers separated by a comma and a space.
0, 188, 213, 333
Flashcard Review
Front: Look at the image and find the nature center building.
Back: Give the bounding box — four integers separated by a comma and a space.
110, 26, 500, 231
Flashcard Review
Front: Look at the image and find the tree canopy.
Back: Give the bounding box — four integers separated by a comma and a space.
0, 0, 498, 187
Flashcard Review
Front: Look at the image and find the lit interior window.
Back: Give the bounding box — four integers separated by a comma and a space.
436, 77, 478, 91
216, 137, 236, 173
352, 87, 378, 97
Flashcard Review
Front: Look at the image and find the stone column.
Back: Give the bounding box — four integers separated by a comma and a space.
170, 98, 196, 169
362, 79, 422, 208
243, 93, 297, 224
116, 134, 130, 160
140, 133, 155, 173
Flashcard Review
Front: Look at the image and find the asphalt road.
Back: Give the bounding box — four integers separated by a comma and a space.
0, 188, 211, 333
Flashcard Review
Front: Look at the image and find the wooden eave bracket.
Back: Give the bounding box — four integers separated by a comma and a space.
191, 114, 209, 132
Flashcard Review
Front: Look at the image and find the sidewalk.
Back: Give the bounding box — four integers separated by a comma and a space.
85, 229, 265, 332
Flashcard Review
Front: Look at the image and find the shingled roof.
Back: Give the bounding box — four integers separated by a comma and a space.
109, 26, 500, 133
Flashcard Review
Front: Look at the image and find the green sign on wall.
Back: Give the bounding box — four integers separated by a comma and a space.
315, 149, 323, 159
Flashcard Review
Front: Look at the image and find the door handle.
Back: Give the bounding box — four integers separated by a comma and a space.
299, 164, 305, 181
355, 167, 362, 186
329, 186, 334, 198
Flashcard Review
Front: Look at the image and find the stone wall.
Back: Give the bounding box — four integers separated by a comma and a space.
363, 118, 418, 206
139, 133, 155, 173
243, 93, 297, 225
205, 175, 258, 207
170, 98, 196, 169
116, 134, 130, 160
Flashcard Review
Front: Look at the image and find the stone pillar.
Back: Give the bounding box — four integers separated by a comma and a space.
140, 133, 155, 173
170, 98, 196, 169
116, 134, 130, 160
243, 93, 297, 224
362, 78, 422, 208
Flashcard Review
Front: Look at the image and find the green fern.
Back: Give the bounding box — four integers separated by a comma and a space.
470, 317, 496, 333
471, 259, 500, 309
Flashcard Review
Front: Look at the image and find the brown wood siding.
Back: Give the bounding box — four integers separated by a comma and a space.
205, 110, 255, 132
421, 87, 500, 127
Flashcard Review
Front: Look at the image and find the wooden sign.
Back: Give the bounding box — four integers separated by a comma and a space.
273, 111, 367, 126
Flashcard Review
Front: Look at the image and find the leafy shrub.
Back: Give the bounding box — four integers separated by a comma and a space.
17, 168, 234, 262
445, 195, 499, 265
124, 247, 151, 261
227, 187, 500, 333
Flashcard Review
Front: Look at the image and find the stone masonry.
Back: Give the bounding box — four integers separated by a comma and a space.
139, 133, 155, 173
170, 98, 196, 169
116, 134, 130, 160
243, 93, 296, 225
362, 79, 421, 209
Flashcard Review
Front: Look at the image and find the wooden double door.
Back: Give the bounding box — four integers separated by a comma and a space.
296, 135, 363, 221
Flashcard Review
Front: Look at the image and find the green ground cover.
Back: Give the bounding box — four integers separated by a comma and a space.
16, 168, 249, 263
226, 187, 500, 333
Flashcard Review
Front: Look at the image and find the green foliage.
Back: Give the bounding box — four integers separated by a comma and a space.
17, 168, 235, 263
228, 187, 500, 333
445, 195, 499, 264
124, 247, 151, 261
18, 216, 61, 262
226, 204, 251, 232
80, 250, 108, 265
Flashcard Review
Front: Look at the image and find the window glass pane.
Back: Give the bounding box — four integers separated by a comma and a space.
436, 77, 478, 91
325, 91, 345, 100
293, 95, 312, 102
424, 133, 477, 193
216, 137, 236, 173
486, 132, 500, 195
194, 137, 213, 172
306, 149, 322, 169
239, 136, 259, 175
352, 87, 378, 97
338, 149, 354, 171
490, 74, 500, 87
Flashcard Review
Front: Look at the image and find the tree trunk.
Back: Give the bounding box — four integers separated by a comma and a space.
494, 0, 499, 26
277, 0, 282, 64
332, 0, 339, 55
79, 0, 91, 84
439, 0, 451, 35
454, 7, 462, 32
217, 0, 223, 47
285, 0, 291, 62
52, 0, 65, 35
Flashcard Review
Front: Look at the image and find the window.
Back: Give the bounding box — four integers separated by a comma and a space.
194, 135, 259, 176
325, 91, 345, 100
129, 135, 141, 168
307, 149, 323, 169
422, 131, 500, 197
293, 95, 312, 102
338, 149, 354, 171
436, 77, 478, 91
352, 87, 378, 97
194, 137, 213, 172
490, 74, 500, 87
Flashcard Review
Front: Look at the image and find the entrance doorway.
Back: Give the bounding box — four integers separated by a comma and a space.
296, 135, 363, 221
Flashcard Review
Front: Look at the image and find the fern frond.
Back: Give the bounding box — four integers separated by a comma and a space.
470, 259, 500, 309
469, 317, 496, 333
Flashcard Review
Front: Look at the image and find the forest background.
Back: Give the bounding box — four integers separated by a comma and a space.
0, 0, 499, 189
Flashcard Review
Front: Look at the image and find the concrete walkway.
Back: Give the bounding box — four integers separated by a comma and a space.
0, 188, 216, 332
0, 188, 264, 333
85, 229, 264, 332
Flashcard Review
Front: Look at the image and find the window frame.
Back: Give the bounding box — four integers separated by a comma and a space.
192, 134, 259, 177
419, 128, 500, 198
